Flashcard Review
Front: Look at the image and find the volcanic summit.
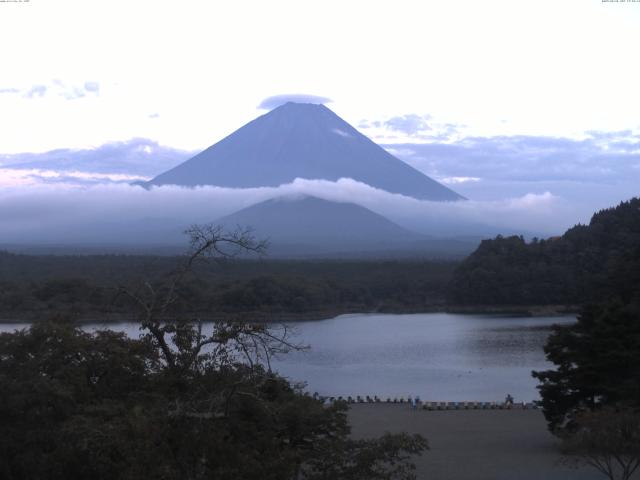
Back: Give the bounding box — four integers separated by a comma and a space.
147, 102, 463, 201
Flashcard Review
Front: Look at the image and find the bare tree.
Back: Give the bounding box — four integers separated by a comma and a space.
560, 407, 640, 480
116, 224, 301, 374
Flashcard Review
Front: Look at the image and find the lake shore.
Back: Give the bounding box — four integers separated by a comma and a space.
0, 304, 578, 324
348, 404, 601, 480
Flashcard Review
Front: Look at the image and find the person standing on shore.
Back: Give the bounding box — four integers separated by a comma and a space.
505, 394, 514, 408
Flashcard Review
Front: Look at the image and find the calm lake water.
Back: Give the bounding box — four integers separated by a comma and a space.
270, 313, 576, 402
0, 313, 575, 402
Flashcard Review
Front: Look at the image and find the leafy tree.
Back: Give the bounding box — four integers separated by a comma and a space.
532, 300, 640, 432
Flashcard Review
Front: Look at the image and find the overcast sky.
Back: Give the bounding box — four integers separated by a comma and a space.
1, 0, 639, 153
0, 0, 638, 240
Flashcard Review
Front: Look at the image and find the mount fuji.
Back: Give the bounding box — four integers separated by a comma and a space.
147, 102, 463, 201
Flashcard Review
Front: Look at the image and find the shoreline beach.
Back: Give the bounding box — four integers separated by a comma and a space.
348, 404, 608, 480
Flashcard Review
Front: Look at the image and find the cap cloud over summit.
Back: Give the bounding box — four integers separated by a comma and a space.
258, 94, 332, 110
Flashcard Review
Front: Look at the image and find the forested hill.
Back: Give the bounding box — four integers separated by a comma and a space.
448, 197, 640, 306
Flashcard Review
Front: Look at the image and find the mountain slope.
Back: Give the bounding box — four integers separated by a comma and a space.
217, 196, 422, 250
148, 102, 463, 201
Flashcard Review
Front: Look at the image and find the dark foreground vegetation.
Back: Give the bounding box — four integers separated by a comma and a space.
0, 321, 427, 480
0, 253, 456, 321
0, 226, 427, 480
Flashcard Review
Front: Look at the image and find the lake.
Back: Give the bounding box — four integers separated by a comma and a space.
270, 313, 575, 402
0, 313, 575, 402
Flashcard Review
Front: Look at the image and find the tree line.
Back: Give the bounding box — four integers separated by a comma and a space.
448, 197, 640, 306
0, 254, 455, 320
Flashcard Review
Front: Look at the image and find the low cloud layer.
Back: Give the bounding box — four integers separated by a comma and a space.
0, 167, 147, 187
258, 94, 332, 110
0, 177, 585, 247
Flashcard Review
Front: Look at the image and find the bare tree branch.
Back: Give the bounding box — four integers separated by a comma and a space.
115, 224, 303, 374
